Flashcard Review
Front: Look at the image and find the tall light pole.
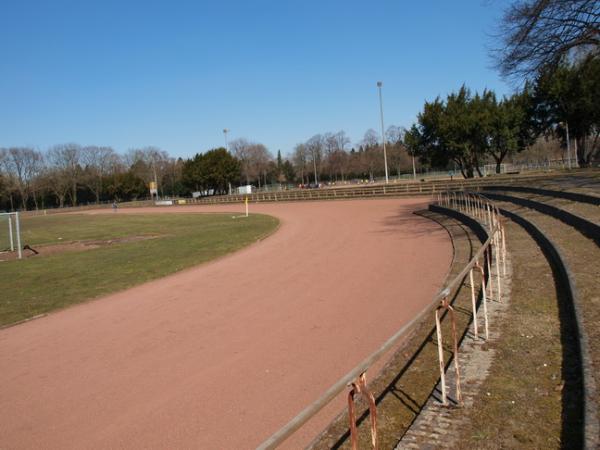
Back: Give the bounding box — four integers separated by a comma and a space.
223, 128, 229, 151
377, 81, 389, 184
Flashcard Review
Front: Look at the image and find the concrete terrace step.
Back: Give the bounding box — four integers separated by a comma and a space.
490, 199, 600, 449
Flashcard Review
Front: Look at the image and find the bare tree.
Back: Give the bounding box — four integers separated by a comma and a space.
305, 134, 324, 184
230, 138, 271, 186
385, 126, 413, 176
292, 143, 308, 185
249, 144, 272, 187
1, 147, 44, 209
362, 128, 379, 147
322, 133, 337, 180
81, 146, 119, 203
0, 149, 17, 210
385, 125, 403, 145
46, 144, 82, 206
494, 0, 600, 80
323, 132, 337, 155
127, 147, 169, 196
334, 130, 351, 152
327, 148, 349, 181
322, 131, 351, 181
361, 129, 383, 181
47, 144, 82, 206
42, 168, 71, 208
230, 138, 253, 184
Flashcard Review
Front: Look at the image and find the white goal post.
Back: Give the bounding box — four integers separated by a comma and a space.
0, 212, 22, 259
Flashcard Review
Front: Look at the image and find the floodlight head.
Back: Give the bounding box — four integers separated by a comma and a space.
377, 81, 382, 87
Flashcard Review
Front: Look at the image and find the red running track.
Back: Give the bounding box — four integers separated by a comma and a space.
0, 198, 452, 449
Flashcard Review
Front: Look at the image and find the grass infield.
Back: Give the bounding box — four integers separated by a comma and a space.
0, 212, 279, 327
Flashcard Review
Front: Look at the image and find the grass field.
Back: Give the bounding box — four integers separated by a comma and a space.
0, 212, 279, 327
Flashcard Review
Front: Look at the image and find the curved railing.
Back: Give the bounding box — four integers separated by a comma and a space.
257, 191, 506, 449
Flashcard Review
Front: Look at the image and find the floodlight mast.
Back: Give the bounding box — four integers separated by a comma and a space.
377, 81, 389, 184
223, 129, 229, 152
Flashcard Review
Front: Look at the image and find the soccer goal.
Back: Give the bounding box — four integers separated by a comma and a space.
0, 212, 22, 259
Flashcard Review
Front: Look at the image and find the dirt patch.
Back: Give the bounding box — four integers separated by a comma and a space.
0, 235, 161, 261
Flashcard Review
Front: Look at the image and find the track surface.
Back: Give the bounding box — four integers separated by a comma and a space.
0, 199, 452, 449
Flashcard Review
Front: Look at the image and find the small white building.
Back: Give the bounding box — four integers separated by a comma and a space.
237, 185, 253, 194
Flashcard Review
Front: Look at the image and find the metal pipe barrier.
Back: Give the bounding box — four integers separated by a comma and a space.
257, 191, 506, 449
183, 171, 593, 207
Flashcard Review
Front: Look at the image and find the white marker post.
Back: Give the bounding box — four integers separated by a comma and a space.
245, 197, 249, 217
15, 212, 22, 259
8, 214, 14, 251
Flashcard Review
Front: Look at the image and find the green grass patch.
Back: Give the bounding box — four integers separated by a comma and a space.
0, 212, 279, 326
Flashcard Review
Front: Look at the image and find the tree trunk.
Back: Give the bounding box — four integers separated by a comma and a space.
71, 182, 77, 206
474, 157, 483, 177
576, 136, 592, 166
590, 133, 600, 163
494, 155, 503, 174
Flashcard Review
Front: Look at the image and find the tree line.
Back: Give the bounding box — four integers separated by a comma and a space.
0, 146, 183, 211
404, 0, 600, 177
0, 129, 420, 211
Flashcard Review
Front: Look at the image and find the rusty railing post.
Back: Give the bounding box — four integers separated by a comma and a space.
469, 268, 479, 339
501, 222, 507, 277
495, 229, 502, 301
347, 373, 378, 450
448, 302, 463, 405
435, 297, 463, 407
435, 306, 447, 406
475, 261, 489, 340
486, 247, 494, 301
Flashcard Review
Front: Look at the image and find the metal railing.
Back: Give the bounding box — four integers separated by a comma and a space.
181, 171, 593, 207
257, 192, 506, 449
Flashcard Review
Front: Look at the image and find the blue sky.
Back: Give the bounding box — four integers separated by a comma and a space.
0, 0, 512, 158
